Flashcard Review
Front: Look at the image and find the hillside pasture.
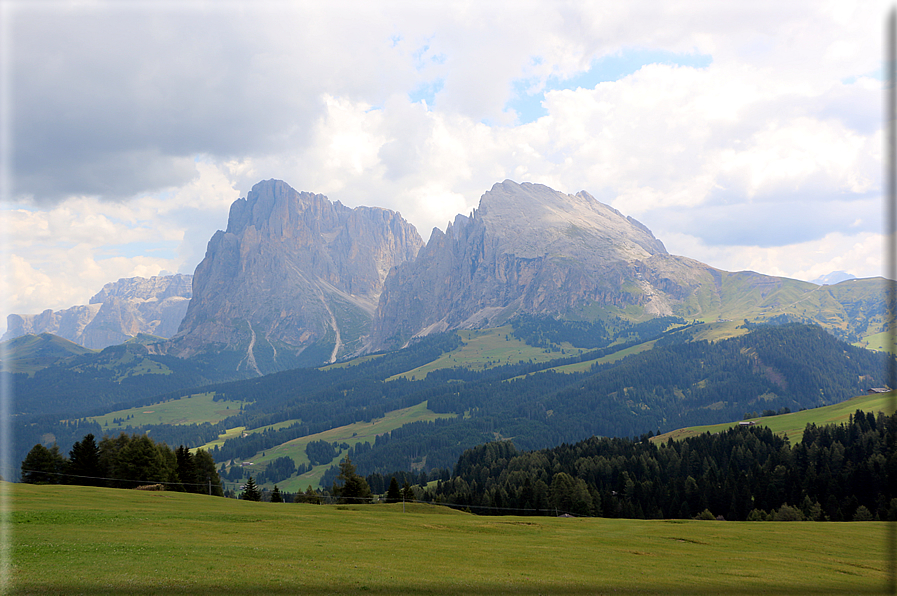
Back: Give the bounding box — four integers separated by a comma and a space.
653, 391, 897, 445
388, 327, 587, 381
85, 392, 249, 430
5, 482, 891, 595
218, 401, 455, 492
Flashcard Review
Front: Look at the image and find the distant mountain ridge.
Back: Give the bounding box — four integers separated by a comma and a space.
3, 274, 193, 350
812, 271, 857, 285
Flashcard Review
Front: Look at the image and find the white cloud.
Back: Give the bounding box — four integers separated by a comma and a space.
1, 1, 890, 330
662, 230, 884, 282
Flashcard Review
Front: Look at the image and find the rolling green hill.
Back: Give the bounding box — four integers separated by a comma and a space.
652, 390, 897, 445
8, 317, 893, 494
0, 332, 95, 375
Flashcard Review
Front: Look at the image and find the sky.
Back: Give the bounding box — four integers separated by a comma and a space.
0, 0, 890, 331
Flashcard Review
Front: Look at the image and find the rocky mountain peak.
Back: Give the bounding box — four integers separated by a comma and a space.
371, 180, 691, 350
476, 180, 667, 260
170, 179, 423, 374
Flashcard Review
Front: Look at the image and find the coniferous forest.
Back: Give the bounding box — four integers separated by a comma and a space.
413, 410, 897, 521
11, 322, 894, 493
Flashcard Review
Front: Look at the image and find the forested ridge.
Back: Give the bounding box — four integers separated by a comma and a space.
418, 409, 897, 521
11, 322, 891, 487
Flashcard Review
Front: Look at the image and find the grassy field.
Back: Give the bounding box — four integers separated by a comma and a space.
389, 327, 587, 381
86, 392, 249, 430
861, 330, 896, 353
653, 391, 897, 445
5, 482, 892, 595
212, 401, 456, 492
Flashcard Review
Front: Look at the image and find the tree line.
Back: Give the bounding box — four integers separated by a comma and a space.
415, 410, 896, 521
21, 432, 223, 495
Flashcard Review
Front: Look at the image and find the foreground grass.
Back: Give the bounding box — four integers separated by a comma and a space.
5, 483, 892, 595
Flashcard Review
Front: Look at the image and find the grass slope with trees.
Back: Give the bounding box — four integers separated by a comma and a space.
8, 319, 893, 492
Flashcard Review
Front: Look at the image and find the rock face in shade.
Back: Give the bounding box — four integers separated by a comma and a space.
3, 274, 193, 350
169, 179, 423, 375
371, 180, 714, 349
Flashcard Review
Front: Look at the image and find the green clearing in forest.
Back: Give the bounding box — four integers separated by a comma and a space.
653, 391, 897, 445
389, 327, 587, 381
215, 401, 455, 492
85, 392, 249, 430
5, 482, 891, 595
861, 330, 896, 353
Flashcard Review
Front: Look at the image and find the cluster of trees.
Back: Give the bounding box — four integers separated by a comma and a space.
21, 432, 223, 495
305, 440, 340, 465
418, 410, 896, 521
510, 314, 688, 350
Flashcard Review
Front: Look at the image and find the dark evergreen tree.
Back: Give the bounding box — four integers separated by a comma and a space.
116, 435, 169, 486
193, 449, 225, 496
386, 477, 402, 503
21, 444, 66, 484
67, 434, 101, 486
242, 476, 261, 501
175, 446, 196, 491
271, 485, 283, 503
334, 457, 372, 504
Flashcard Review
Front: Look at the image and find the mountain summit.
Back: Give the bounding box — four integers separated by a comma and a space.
475, 180, 667, 260
371, 181, 687, 348
169, 179, 423, 374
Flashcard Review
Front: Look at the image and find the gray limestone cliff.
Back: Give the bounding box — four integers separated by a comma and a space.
4, 274, 193, 350
371, 180, 713, 349
169, 179, 423, 374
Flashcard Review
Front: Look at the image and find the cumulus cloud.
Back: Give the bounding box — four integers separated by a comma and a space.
1, 0, 890, 328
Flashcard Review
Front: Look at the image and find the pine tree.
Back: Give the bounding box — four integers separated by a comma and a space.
67, 434, 101, 486
335, 457, 372, 504
175, 446, 195, 492
242, 476, 261, 501
386, 477, 401, 503
21, 444, 66, 484
271, 485, 283, 503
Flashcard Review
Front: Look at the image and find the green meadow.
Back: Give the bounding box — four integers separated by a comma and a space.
654, 391, 897, 445
210, 401, 455, 492
86, 392, 249, 430
5, 482, 892, 595
389, 327, 587, 381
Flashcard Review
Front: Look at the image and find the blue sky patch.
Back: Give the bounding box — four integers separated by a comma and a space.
409, 78, 445, 108
507, 48, 713, 124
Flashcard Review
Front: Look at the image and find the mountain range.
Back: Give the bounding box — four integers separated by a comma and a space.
5, 178, 893, 371
4, 178, 893, 488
